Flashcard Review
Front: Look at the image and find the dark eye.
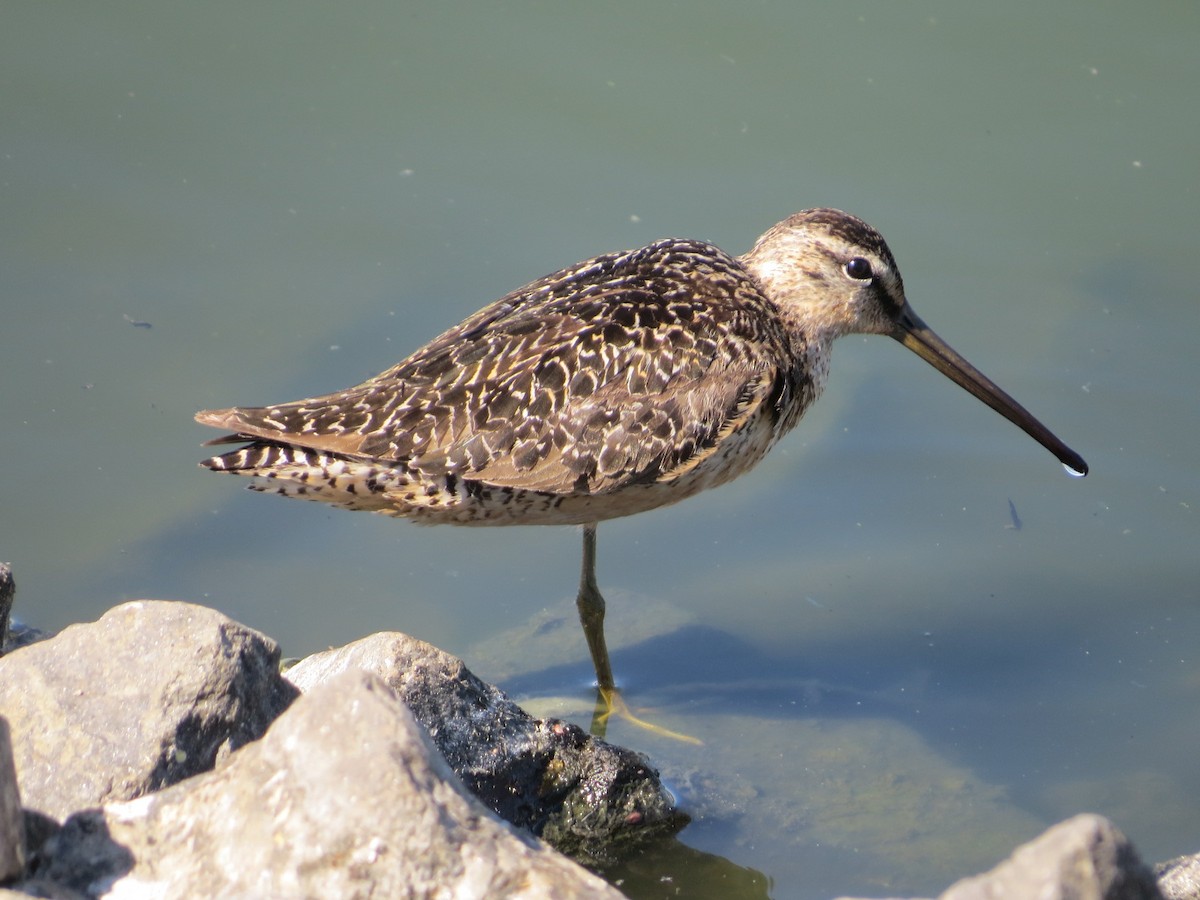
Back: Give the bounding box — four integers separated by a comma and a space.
844, 257, 873, 281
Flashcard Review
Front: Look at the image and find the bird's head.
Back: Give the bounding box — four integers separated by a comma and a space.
740, 207, 909, 341
741, 208, 1087, 476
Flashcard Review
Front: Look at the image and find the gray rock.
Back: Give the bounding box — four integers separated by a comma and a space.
0, 564, 12, 655
0, 600, 297, 822
286, 632, 685, 860
1157, 852, 1200, 900
834, 814, 1162, 900
938, 813, 1162, 900
0, 887, 87, 900
0, 719, 24, 883
31, 670, 624, 899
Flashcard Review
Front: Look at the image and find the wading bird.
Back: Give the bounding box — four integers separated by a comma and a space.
197, 208, 1087, 729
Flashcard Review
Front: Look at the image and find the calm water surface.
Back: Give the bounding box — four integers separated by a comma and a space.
3, 3, 1197, 898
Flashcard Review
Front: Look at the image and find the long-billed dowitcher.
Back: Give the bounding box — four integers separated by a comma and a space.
196, 208, 1087, 714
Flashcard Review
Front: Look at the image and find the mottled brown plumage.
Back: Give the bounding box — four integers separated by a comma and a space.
197, 235, 814, 523
196, 208, 1086, 702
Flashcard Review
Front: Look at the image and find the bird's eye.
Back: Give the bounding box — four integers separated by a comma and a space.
844, 257, 873, 281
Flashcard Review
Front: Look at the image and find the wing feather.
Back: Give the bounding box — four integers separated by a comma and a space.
195, 239, 794, 496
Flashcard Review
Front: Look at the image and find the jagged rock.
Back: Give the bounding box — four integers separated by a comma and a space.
0, 600, 297, 822
0, 719, 24, 884
834, 814, 1162, 900
285, 631, 685, 860
1157, 851, 1200, 900
29, 670, 624, 899
937, 814, 1161, 900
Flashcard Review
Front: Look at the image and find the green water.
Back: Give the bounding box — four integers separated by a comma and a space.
3, 3, 1197, 898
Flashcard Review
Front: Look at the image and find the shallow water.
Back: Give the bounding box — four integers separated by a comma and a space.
3, 3, 1198, 897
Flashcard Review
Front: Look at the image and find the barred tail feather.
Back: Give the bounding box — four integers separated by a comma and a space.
199, 440, 319, 474
199, 440, 420, 514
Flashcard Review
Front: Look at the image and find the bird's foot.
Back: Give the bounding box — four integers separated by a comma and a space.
589, 686, 702, 746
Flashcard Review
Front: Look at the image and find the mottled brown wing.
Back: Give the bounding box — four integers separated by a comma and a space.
196, 239, 792, 495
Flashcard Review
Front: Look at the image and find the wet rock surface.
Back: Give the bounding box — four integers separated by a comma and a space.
286, 633, 686, 861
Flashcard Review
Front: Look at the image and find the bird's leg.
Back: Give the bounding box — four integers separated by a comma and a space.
577, 522, 619, 739
576, 522, 615, 693
576, 523, 702, 745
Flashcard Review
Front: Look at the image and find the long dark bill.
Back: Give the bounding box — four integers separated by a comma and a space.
890, 307, 1088, 476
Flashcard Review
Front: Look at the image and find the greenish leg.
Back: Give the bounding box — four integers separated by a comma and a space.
576, 522, 616, 693
577, 523, 702, 744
